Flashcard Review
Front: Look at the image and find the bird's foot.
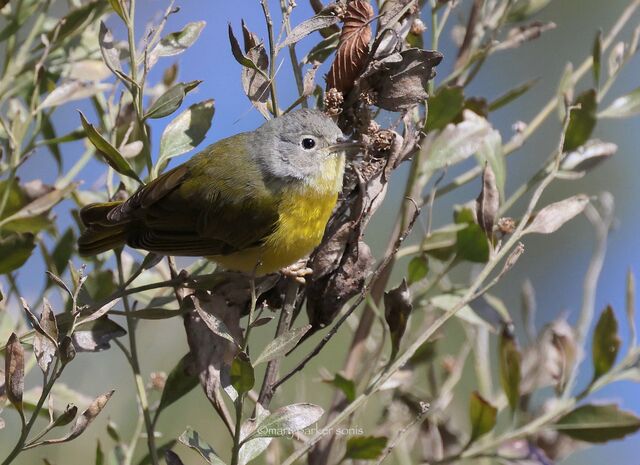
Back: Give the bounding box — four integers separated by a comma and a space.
280, 259, 313, 285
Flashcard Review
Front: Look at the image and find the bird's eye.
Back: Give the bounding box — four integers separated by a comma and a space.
301, 137, 316, 150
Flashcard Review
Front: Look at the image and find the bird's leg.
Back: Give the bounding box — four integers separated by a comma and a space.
280, 258, 313, 284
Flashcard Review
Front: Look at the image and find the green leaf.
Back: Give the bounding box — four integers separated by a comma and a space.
426, 86, 465, 131
242, 403, 324, 442
156, 99, 215, 175
507, 0, 552, 22
0, 233, 35, 274
488, 78, 538, 112
230, 353, 254, 394
468, 392, 497, 443
454, 207, 489, 263
253, 325, 311, 366
155, 354, 199, 422
324, 373, 356, 403
555, 404, 640, 443
407, 255, 429, 285
48, 1, 109, 45
593, 29, 602, 87
151, 21, 206, 61
592, 305, 621, 381
144, 80, 202, 120
599, 87, 640, 119
344, 436, 388, 460
384, 280, 413, 359
79, 112, 142, 184
96, 439, 105, 465
0, 183, 77, 229
40, 114, 62, 171
499, 325, 521, 411
108, 0, 126, 21
178, 428, 226, 465
563, 89, 598, 152
51, 228, 76, 276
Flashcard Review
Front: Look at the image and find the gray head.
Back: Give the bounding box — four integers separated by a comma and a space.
251, 109, 348, 184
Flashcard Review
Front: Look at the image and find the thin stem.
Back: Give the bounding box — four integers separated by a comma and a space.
125, 0, 152, 175
257, 280, 297, 406
116, 252, 159, 465
260, 0, 280, 116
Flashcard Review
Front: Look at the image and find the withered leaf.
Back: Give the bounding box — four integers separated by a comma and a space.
71, 316, 126, 352
5, 333, 24, 414
326, 0, 374, 94
521, 319, 576, 394
384, 279, 413, 360
34, 298, 59, 373
525, 195, 589, 235
561, 139, 617, 173
253, 325, 311, 366
240, 22, 270, 117
37, 390, 114, 445
279, 14, 340, 50
184, 289, 242, 416
191, 291, 239, 345
476, 163, 499, 237
98, 22, 122, 76
367, 48, 443, 111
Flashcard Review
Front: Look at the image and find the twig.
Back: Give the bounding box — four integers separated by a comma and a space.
561, 195, 614, 398
257, 280, 298, 406
259, 0, 280, 116
116, 251, 159, 465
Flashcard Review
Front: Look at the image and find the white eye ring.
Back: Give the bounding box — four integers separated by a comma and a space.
301, 136, 317, 150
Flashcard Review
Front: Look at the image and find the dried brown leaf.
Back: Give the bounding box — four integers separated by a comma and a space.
5, 333, 24, 414
326, 0, 374, 94
366, 48, 442, 110
240, 22, 270, 118
34, 299, 59, 373
476, 163, 499, 237
37, 390, 114, 445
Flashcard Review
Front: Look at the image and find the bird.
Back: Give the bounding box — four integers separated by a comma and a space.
78, 109, 359, 277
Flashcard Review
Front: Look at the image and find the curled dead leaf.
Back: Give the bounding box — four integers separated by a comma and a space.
326, 0, 374, 94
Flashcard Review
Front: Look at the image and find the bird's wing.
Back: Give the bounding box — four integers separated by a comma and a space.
108, 135, 280, 256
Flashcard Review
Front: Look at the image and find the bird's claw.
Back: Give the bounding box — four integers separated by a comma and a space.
280, 260, 313, 285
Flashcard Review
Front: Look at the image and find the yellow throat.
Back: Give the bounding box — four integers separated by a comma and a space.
211, 154, 345, 274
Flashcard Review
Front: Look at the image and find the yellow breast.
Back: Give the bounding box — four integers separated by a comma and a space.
212, 155, 345, 274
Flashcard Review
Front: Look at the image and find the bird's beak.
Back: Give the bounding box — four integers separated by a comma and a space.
330, 136, 363, 156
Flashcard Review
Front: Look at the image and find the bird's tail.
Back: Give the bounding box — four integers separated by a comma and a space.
77, 201, 129, 256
